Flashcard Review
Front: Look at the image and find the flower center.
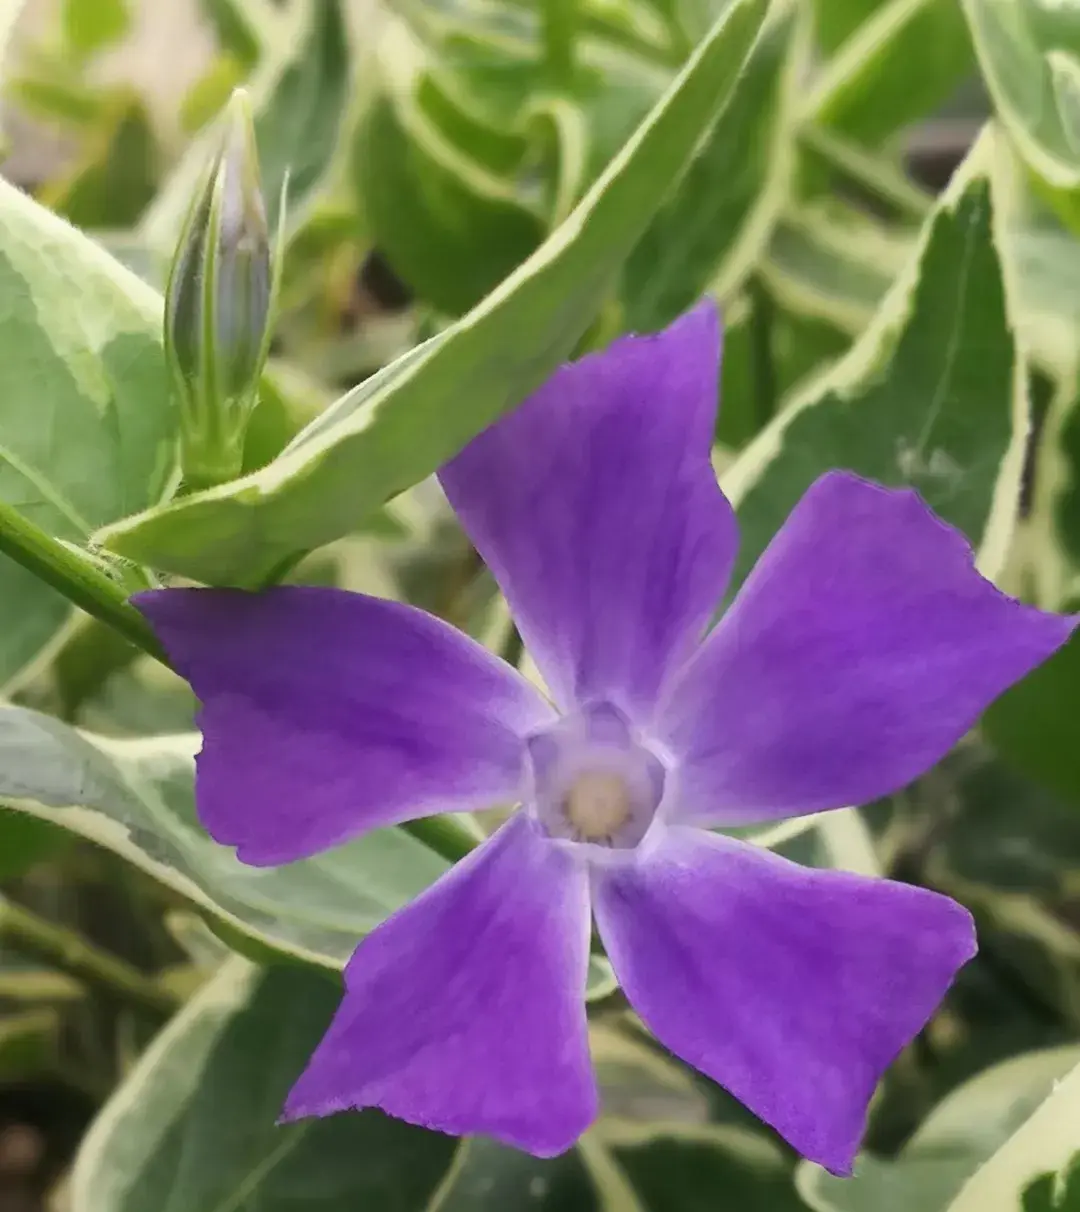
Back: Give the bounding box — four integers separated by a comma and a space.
526, 701, 667, 854
563, 771, 633, 844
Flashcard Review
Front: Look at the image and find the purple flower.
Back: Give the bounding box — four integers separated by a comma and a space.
134, 302, 1074, 1175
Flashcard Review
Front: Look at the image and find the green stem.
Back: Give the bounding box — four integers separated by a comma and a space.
748, 275, 777, 432
0, 899, 178, 1015
542, 0, 578, 85
0, 500, 167, 663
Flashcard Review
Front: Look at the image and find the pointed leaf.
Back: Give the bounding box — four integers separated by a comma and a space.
799, 1046, 1080, 1212
0, 179, 174, 689
946, 1058, 1080, 1212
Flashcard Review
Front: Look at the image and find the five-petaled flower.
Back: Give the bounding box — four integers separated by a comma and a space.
135, 302, 1075, 1176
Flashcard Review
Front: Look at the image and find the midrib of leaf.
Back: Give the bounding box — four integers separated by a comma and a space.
909, 188, 985, 468
208, 1128, 309, 1212
0, 437, 93, 535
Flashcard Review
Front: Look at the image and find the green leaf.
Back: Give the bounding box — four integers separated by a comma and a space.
198, 0, 262, 69
439, 1120, 807, 1212
0, 810, 67, 880
961, 0, 1080, 189
620, 0, 805, 330
433, 1138, 601, 1212
415, 68, 530, 177
723, 128, 1027, 598
181, 54, 249, 134
1023, 1153, 1080, 1212
996, 151, 1080, 563
397, 2, 667, 187
69, 959, 460, 1212
799, 1046, 1080, 1212
811, 0, 881, 54
41, 93, 160, 229
570, 39, 670, 188
910, 741, 1080, 1024
587, 956, 617, 1001
1007, 213, 1080, 384
984, 170, 1080, 803
590, 1020, 708, 1126
241, 358, 330, 473
797, 123, 935, 220
983, 631, 1080, 808
98, 0, 773, 586
608, 1124, 807, 1211
810, 0, 975, 147
946, 1058, 1080, 1211
762, 205, 904, 334
62, 0, 130, 58
772, 146, 1080, 387
8, 69, 103, 129
0, 178, 175, 690
75, 649, 199, 736
0, 707, 446, 971
253, 0, 350, 231
354, 85, 545, 314
673, 0, 733, 45
718, 291, 853, 448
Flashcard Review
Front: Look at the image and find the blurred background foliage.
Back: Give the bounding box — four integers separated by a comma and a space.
0, 0, 1080, 1209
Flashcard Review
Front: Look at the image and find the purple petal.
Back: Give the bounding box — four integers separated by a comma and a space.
439, 301, 737, 721
135, 586, 555, 865
282, 811, 597, 1156
657, 472, 1076, 826
593, 827, 975, 1174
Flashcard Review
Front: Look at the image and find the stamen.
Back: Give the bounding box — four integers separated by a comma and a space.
562, 771, 632, 844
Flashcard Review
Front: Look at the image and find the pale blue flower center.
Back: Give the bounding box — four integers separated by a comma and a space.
526, 701, 667, 852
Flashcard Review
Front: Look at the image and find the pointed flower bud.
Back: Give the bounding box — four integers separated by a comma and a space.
165, 89, 275, 488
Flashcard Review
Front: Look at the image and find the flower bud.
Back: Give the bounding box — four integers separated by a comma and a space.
165, 89, 274, 488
